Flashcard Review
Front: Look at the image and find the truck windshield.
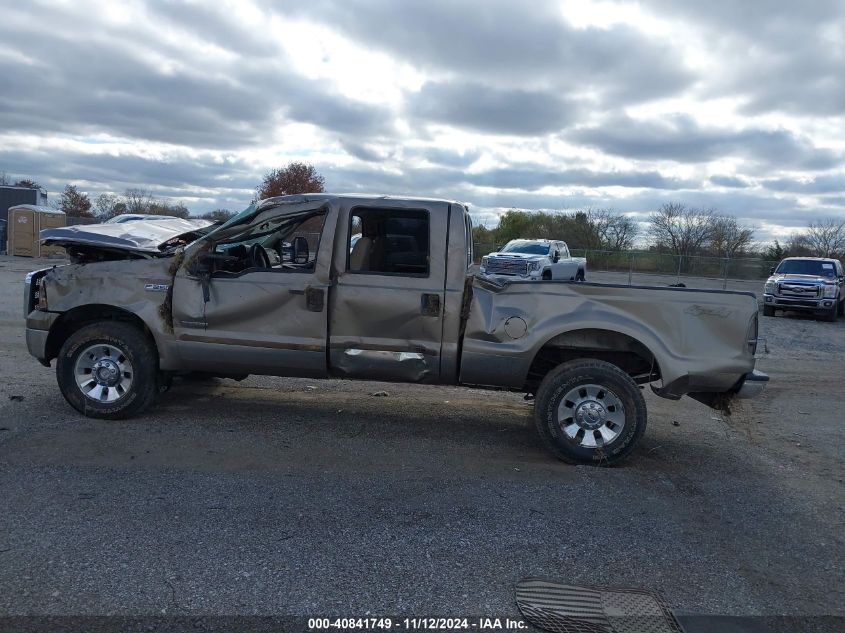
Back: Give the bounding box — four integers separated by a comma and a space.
501, 241, 550, 255
776, 260, 837, 277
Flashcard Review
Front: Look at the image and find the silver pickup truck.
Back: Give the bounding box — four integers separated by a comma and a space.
763, 257, 845, 321
24, 194, 768, 464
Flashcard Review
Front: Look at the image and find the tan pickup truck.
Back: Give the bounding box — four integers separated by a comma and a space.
24, 195, 768, 464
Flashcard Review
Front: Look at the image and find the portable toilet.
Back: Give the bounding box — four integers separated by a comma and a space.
7, 205, 67, 257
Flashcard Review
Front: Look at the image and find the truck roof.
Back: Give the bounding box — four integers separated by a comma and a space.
780, 256, 840, 263
256, 193, 466, 210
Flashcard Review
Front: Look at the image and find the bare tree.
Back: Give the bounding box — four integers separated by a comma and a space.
149, 200, 190, 219
94, 193, 121, 219
0, 171, 9, 186
709, 215, 755, 258
14, 178, 40, 189
123, 188, 155, 214
786, 232, 814, 257
804, 218, 845, 258
201, 209, 235, 222
590, 208, 638, 251
59, 184, 92, 218
257, 162, 325, 200
647, 203, 715, 258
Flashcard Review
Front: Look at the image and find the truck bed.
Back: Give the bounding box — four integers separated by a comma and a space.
459, 277, 759, 398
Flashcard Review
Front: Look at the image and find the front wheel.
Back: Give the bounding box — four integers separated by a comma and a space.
56, 321, 160, 419
763, 305, 775, 317
821, 305, 838, 322
575, 268, 586, 282
534, 359, 647, 465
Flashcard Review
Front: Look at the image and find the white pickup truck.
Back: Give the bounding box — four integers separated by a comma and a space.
480, 239, 587, 281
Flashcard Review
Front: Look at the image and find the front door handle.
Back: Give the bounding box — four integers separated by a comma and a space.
421, 293, 441, 317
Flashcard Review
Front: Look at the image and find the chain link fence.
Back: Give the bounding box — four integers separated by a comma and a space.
474, 242, 779, 289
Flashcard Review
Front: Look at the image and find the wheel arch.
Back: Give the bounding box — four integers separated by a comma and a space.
525, 327, 662, 392
45, 304, 159, 364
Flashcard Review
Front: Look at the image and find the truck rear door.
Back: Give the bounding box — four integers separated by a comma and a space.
328, 200, 448, 383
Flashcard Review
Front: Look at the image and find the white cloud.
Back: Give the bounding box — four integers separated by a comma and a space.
0, 0, 842, 242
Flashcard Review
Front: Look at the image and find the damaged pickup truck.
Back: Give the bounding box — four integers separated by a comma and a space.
24, 195, 768, 464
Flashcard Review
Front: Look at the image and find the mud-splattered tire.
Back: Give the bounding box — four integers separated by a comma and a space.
56, 321, 159, 419
534, 359, 647, 465
763, 305, 775, 317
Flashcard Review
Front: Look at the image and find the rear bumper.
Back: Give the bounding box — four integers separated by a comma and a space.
763, 293, 836, 311
735, 370, 769, 399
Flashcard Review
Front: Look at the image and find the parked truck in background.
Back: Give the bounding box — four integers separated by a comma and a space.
24, 194, 767, 464
480, 239, 586, 281
763, 257, 845, 321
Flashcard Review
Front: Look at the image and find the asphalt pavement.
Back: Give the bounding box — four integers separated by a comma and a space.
0, 255, 842, 632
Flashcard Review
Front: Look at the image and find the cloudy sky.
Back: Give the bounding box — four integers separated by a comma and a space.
1, 0, 843, 241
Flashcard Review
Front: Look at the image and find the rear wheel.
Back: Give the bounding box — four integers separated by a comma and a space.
56, 322, 159, 419
763, 305, 775, 317
575, 268, 586, 282
534, 359, 647, 465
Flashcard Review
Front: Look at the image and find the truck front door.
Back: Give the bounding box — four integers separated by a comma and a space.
170, 203, 333, 377
328, 200, 448, 383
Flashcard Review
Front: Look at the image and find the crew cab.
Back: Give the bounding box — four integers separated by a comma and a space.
24, 195, 767, 464
763, 257, 845, 321
480, 239, 586, 281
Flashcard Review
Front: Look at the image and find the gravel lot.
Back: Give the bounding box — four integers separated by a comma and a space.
0, 255, 842, 630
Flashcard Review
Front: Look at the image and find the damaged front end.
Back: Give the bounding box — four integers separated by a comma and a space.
40, 218, 215, 264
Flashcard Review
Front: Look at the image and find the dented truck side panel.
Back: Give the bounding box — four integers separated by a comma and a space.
168, 201, 337, 378
327, 197, 452, 383
28, 257, 181, 369
458, 279, 758, 395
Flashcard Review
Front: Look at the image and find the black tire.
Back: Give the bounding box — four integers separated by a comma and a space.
542, 270, 552, 280
575, 268, 586, 282
534, 359, 647, 465
838, 299, 844, 317
763, 305, 775, 317
56, 321, 160, 419
821, 305, 838, 322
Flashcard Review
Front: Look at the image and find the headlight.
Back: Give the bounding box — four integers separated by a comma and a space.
480, 256, 488, 270
527, 261, 541, 272
823, 284, 837, 298
764, 281, 776, 294
36, 277, 48, 310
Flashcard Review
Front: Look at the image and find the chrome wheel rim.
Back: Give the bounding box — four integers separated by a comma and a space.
557, 383, 625, 448
74, 343, 133, 403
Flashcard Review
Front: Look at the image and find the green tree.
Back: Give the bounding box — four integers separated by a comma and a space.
764, 240, 788, 261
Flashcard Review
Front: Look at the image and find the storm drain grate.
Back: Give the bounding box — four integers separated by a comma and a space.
515, 578, 685, 633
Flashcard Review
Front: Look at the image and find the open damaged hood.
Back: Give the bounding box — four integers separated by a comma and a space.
40, 218, 214, 254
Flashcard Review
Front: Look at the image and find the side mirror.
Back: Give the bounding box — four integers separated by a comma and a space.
187, 251, 238, 302
553, 252, 560, 263
769, 267, 775, 274
293, 236, 309, 264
